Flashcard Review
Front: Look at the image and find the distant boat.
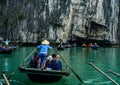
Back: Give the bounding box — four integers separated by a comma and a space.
64, 42, 71, 48
0, 49, 12, 54
81, 43, 87, 47
0, 45, 18, 54
92, 43, 99, 50
92, 45, 99, 50
10, 46, 18, 50
57, 45, 64, 50
64, 44, 71, 48
88, 43, 94, 47
71, 43, 77, 47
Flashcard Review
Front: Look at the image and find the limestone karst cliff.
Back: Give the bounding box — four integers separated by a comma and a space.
0, 0, 119, 44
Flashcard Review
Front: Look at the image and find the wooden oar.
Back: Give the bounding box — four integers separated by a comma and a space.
54, 48, 83, 83
8, 48, 36, 80
88, 62, 119, 85
2, 71, 10, 85
108, 69, 120, 77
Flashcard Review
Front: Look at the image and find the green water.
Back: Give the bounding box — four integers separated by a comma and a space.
0, 47, 120, 85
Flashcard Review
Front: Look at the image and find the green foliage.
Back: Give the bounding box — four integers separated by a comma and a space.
14, 7, 27, 20
16, 13, 27, 20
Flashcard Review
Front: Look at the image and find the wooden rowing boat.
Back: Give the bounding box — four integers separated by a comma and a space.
92, 46, 99, 50
0, 49, 12, 54
19, 66, 70, 82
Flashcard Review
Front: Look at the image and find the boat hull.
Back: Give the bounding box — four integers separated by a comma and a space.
92, 46, 98, 50
27, 73, 62, 82
57, 47, 64, 50
19, 67, 70, 82
0, 50, 12, 54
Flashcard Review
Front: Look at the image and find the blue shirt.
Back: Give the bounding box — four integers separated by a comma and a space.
37, 44, 52, 54
3, 40, 10, 45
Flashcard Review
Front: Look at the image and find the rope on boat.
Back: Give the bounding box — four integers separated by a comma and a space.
88, 62, 119, 85
2, 71, 10, 85
8, 48, 36, 80
108, 69, 120, 77
54, 48, 83, 83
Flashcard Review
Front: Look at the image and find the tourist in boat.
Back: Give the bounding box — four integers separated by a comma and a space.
45, 54, 58, 70
45, 55, 53, 70
57, 39, 64, 49
92, 43, 99, 49
29, 52, 38, 68
0, 45, 5, 50
59, 39, 63, 47
37, 39, 52, 69
64, 42, 71, 48
51, 54, 57, 59
88, 43, 94, 47
0, 45, 10, 51
45, 54, 56, 69
82, 43, 87, 47
52, 55, 62, 70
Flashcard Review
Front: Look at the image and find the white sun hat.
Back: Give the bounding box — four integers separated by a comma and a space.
47, 55, 52, 60
56, 55, 60, 58
41, 39, 50, 44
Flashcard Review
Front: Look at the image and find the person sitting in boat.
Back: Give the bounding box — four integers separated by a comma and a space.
82, 43, 87, 47
58, 39, 64, 48
52, 54, 57, 59
52, 55, 62, 70
29, 52, 38, 68
93, 43, 99, 48
45, 55, 53, 70
0, 45, 7, 50
45, 54, 57, 70
88, 43, 94, 47
37, 39, 52, 69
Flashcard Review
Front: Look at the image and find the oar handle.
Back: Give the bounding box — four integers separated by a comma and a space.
8, 48, 37, 80
88, 62, 119, 85
21, 48, 37, 64
2, 71, 10, 85
109, 69, 120, 77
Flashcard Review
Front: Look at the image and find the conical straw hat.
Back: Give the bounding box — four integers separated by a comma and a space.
41, 39, 50, 44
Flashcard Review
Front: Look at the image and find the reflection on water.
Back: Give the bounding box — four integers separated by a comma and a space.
93, 50, 96, 61
0, 82, 3, 85
84, 79, 111, 84
4, 58, 9, 71
108, 48, 118, 70
0, 79, 19, 85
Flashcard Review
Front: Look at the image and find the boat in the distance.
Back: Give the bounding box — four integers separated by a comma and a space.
0, 46, 17, 54
92, 43, 99, 50
57, 45, 64, 50
81, 43, 87, 47
0, 46, 12, 54
0, 49, 12, 54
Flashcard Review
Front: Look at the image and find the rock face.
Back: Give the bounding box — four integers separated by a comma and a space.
0, 0, 119, 44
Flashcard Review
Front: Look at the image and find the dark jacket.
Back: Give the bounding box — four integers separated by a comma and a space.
52, 60, 62, 70
29, 56, 38, 68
